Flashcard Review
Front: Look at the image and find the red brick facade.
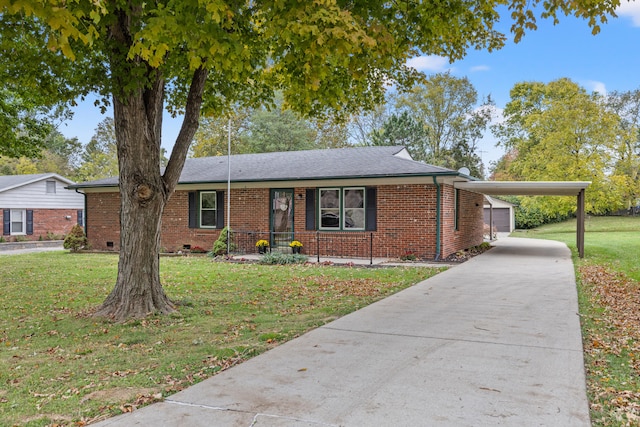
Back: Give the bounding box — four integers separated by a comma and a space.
1, 209, 82, 241
85, 183, 484, 259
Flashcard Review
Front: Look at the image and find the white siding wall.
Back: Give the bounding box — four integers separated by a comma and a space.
0, 178, 84, 209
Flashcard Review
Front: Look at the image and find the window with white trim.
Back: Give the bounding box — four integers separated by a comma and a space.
11, 209, 26, 234
319, 187, 365, 230
199, 191, 217, 228
46, 180, 56, 194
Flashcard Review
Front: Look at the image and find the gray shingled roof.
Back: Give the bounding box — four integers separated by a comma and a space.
71, 146, 458, 188
0, 173, 74, 192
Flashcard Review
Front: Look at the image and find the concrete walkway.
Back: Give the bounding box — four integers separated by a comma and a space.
94, 236, 589, 426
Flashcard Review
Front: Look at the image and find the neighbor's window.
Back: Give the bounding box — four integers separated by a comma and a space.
199, 191, 217, 228
11, 209, 25, 234
319, 187, 365, 230
46, 180, 56, 194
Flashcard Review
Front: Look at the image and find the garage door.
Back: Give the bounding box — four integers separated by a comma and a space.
484, 208, 511, 232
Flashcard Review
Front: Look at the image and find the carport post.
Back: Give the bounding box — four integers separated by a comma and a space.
577, 189, 585, 258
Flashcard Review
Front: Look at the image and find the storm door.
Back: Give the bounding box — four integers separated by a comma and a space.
270, 189, 294, 248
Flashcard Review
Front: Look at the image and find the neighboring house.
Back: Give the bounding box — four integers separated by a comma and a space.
1, 173, 85, 241
484, 196, 516, 233
70, 146, 486, 259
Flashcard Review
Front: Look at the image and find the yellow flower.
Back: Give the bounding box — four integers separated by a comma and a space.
255, 239, 269, 247
289, 240, 303, 248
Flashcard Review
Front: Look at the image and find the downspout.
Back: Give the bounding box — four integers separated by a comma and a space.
432, 176, 441, 261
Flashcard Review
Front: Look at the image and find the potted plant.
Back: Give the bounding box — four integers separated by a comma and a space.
255, 239, 270, 254
289, 240, 303, 254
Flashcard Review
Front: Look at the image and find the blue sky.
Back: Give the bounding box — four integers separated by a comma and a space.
59, 3, 640, 168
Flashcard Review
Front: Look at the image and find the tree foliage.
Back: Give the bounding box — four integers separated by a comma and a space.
390, 73, 492, 176
370, 110, 429, 151
606, 90, 640, 210
75, 117, 119, 181
492, 78, 623, 216
0, 0, 620, 320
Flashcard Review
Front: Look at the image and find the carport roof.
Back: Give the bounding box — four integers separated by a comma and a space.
454, 181, 591, 196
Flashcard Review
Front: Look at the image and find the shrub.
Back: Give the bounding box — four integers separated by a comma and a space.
63, 224, 88, 252
46, 231, 62, 240
14, 235, 28, 242
0, 236, 5, 243
259, 252, 308, 265
211, 227, 236, 256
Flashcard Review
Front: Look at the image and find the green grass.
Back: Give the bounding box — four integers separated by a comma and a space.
0, 253, 442, 426
517, 215, 640, 426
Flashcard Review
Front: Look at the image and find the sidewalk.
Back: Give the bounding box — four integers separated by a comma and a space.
94, 236, 589, 426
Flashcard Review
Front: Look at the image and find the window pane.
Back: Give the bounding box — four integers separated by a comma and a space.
320, 190, 339, 209
201, 210, 216, 227
201, 192, 217, 209
46, 181, 56, 193
321, 210, 340, 228
344, 209, 365, 229
344, 189, 364, 208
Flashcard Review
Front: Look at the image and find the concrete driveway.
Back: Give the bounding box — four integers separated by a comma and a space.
94, 236, 589, 426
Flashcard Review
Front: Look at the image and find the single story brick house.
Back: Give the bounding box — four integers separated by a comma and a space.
70, 146, 487, 259
1, 173, 84, 241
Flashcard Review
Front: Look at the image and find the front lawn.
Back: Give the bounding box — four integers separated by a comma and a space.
518, 216, 640, 426
0, 253, 441, 426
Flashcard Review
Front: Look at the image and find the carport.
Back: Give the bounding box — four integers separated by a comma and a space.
454, 181, 591, 258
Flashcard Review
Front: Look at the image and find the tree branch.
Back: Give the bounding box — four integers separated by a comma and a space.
162, 67, 209, 196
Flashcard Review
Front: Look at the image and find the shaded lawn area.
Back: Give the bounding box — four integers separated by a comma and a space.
0, 252, 442, 426
517, 216, 640, 426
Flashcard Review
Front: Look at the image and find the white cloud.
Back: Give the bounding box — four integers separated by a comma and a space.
585, 80, 607, 95
470, 65, 490, 72
406, 55, 449, 72
617, 1, 640, 26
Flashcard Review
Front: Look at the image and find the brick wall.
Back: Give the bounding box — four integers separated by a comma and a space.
1, 209, 80, 241
85, 183, 484, 258
440, 184, 485, 258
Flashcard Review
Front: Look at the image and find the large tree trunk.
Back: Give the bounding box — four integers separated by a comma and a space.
95, 19, 208, 321
94, 77, 176, 320
94, 9, 209, 321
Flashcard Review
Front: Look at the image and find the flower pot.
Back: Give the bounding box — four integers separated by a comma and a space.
292, 247, 301, 254
258, 247, 267, 254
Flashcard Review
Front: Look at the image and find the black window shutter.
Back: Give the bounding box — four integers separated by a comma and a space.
305, 189, 316, 230
77, 209, 83, 226
2, 209, 9, 235
365, 187, 377, 231
216, 191, 225, 229
26, 210, 34, 235
188, 192, 197, 228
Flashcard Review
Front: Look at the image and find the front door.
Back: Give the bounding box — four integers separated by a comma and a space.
270, 189, 294, 248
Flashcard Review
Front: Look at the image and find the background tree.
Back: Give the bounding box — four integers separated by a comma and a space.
190, 111, 250, 157
242, 107, 318, 153
395, 73, 491, 175
76, 117, 119, 181
1, 0, 620, 320
0, 15, 86, 158
492, 78, 622, 217
606, 90, 640, 211
370, 111, 429, 152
